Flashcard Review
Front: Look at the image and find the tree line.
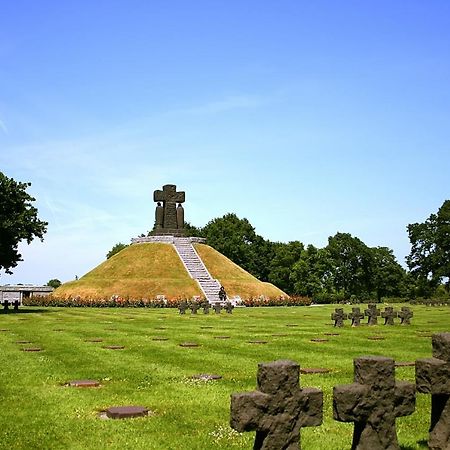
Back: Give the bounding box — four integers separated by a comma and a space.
182, 201, 450, 302
1, 171, 449, 301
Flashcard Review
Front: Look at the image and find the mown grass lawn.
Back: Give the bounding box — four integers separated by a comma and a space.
0, 304, 448, 450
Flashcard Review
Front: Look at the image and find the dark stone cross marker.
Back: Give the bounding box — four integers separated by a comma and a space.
348, 307, 364, 327
381, 307, 397, 325
178, 301, 188, 315
415, 332, 450, 450
333, 356, 415, 450
364, 304, 381, 326
230, 360, 323, 449
224, 302, 234, 314
331, 308, 347, 327
398, 307, 413, 325
190, 303, 200, 315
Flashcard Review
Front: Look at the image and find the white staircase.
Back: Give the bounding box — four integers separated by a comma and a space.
173, 237, 222, 304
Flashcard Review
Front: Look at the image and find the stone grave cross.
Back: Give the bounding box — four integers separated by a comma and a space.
415, 332, 450, 450
331, 308, 347, 327
364, 304, 381, 326
333, 356, 415, 450
398, 307, 413, 325
348, 307, 364, 327
381, 307, 397, 325
230, 360, 323, 449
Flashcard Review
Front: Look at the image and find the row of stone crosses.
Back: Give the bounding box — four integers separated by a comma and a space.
332, 305, 413, 327
178, 300, 234, 315
230, 332, 449, 450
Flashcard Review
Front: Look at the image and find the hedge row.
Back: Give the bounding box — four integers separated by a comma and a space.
23, 295, 312, 308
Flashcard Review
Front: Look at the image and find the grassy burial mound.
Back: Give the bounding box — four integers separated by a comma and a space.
194, 244, 286, 299
54, 243, 201, 300
54, 243, 286, 300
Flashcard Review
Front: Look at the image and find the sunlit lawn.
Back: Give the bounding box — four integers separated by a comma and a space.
0, 304, 448, 449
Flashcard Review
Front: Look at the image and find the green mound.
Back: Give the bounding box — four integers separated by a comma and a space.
54, 242, 286, 300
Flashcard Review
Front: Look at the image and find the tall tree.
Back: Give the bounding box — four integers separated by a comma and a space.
326, 232, 373, 298
268, 241, 304, 294
0, 172, 48, 274
407, 200, 450, 294
370, 246, 407, 301
291, 244, 334, 297
202, 213, 272, 280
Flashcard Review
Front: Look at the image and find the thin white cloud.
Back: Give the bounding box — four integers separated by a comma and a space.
0, 119, 8, 134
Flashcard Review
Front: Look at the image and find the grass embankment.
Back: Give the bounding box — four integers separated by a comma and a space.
54, 243, 201, 299
0, 304, 448, 449
54, 243, 286, 300
194, 244, 286, 299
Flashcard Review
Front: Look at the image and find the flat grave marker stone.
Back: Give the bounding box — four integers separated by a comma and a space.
104, 406, 149, 419
68, 380, 100, 388
179, 342, 200, 348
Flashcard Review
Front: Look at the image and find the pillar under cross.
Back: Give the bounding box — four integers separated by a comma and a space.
415, 333, 450, 450
230, 360, 323, 450
333, 356, 415, 450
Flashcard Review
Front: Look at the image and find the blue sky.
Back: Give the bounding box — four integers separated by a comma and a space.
1, 1, 449, 284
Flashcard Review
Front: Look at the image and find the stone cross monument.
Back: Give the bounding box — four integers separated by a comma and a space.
150, 184, 186, 236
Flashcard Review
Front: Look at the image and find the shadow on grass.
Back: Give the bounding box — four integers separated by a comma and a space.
0, 308, 54, 315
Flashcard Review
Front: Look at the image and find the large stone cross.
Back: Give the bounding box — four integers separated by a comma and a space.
398, 307, 413, 325
230, 360, 323, 449
331, 308, 347, 327
416, 333, 450, 450
153, 184, 185, 232
333, 356, 415, 450
381, 307, 397, 325
348, 307, 364, 327
365, 304, 381, 326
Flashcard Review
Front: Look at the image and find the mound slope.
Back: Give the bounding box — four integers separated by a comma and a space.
54, 242, 286, 300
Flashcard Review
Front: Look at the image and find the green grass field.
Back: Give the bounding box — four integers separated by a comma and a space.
0, 304, 448, 450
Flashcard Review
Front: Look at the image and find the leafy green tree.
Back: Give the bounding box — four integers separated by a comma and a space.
106, 242, 128, 259
183, 221, 204, 238
407, 200, 450, 294
370, 246, 407, 301
291, 245, 334, 297
0, 172, 48, 274
268, 241, 304, 294
202, 213, 272, 280
47, 279, 62, 289
326, 232, 373, 299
